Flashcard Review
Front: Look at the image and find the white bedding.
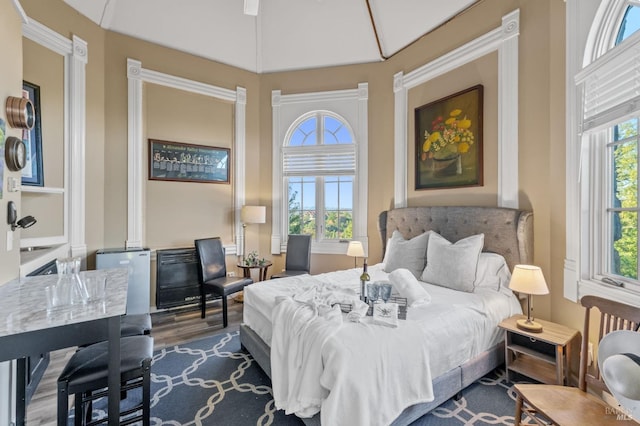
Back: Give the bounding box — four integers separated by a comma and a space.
242, 263, 522, 426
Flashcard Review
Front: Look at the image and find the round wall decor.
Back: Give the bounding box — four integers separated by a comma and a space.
5, 96, 35, 130
5, 136, 27, 171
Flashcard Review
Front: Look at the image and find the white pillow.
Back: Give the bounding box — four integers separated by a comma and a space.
420, 232, 484, 292
388, 268, 431, 307
382, 236, 394, 266
383, 230, 430, 278
474, 252, 511, 291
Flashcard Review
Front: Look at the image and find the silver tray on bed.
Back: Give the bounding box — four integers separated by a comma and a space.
336, 296, 408, 320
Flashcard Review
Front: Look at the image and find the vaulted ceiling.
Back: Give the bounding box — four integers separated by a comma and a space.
63, 0, 479, 73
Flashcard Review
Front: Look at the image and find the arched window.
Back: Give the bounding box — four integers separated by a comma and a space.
616, 4, 640, 43
284, 112, 356, 241
567, 0, 640, 304
271, 85, 369, 256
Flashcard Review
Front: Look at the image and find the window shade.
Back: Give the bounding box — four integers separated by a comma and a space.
282, 144, 355, 176
578, 32, 640, 131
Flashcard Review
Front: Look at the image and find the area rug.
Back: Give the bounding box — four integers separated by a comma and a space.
83, 331, 540, 425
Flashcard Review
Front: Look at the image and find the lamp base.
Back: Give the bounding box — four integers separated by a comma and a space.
516, 318, 543, 333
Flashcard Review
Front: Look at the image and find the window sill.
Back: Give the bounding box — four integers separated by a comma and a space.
281, 239, 369, 256
578, 278, 640, 307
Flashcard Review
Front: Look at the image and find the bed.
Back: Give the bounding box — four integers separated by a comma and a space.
240, 206, 533, 425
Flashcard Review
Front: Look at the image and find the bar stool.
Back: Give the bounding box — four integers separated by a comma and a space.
120, 313, 152, 337
57, 335, 153, 426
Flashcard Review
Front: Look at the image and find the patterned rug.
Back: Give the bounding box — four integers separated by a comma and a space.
84, 331, 539, 425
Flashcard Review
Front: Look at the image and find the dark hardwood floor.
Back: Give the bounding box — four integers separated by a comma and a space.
25, 297, 244, 425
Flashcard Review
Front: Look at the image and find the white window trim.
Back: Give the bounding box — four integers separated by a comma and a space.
565, 0, 640, 307
126, 59, 246, 254
271, 84, 369, 255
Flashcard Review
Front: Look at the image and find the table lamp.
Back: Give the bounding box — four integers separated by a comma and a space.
347, 241, 365, 268
241, 205, 266, 261
508, 264, 549, 333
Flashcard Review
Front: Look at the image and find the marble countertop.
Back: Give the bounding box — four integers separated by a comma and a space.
0, 268, 128, 337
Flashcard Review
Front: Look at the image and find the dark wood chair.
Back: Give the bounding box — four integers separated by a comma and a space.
271, 234, 312, 279
514, 295, 640, 425
195, 237, 253, 327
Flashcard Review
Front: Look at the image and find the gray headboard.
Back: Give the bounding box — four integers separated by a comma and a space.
378, 206, 533, 271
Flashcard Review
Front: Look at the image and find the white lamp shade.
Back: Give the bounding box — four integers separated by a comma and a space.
509, 264, 549, 295
241, 206, 266, 224
244, 0, 259, 15
347, 241, 365, 257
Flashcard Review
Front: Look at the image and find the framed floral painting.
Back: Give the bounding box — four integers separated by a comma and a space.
414, 85, 483, 190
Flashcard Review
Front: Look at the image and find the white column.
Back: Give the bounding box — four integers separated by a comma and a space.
235, 87, 247, 256
126, 59, 144, 249
271, 90, 283, 254
497, 10, 520, 209
393, 72, 408, 208
69, 35, 88, 258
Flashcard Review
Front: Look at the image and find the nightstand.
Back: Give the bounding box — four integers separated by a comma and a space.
499, 315, 580, 385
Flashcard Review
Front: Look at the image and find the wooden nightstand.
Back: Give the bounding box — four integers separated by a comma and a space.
499, 315, 580, 385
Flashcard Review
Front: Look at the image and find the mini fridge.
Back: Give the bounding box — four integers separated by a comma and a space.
96, 248, 151, 314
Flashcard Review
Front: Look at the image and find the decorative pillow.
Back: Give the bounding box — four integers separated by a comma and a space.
474, 252, 511, 291
382, 237, 394, 266
388, 268, 432, 307
420, 232, 484, 292
383, 230, 430, 278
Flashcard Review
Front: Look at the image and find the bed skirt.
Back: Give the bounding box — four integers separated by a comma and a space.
239, 323, 505, 426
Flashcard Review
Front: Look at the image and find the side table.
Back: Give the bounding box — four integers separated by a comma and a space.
499, 314, 580, 385
237, 261, 272, 282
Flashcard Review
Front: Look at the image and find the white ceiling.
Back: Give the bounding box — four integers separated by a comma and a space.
63, 0, 478, 73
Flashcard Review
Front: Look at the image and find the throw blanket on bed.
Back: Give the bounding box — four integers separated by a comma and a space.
270, 281, 435, 426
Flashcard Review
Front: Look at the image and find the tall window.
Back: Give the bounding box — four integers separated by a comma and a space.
605, 118, 639, 286
569, 0, 640, 303
271, 84, 368, 255
284, 113, 355, 241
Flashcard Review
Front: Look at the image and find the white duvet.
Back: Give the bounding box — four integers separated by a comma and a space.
242, 263, 522, 426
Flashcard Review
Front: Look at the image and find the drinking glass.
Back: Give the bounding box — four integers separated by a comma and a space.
45, 285, 61, 312
380, 283, 392, 303
84, 273, 107, 303
367, 283, 380, 303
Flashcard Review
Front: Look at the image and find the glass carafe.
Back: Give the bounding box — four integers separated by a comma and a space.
56, 257, 89, 305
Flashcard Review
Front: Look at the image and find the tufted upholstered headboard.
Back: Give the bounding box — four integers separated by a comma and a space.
378, 206, 533, 271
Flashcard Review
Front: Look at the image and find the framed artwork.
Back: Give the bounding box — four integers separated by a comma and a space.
21, 81, 44, 186
149, 139, 230, 184
415, 85, 483, 190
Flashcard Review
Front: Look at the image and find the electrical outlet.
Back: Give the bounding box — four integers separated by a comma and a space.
227, 271, 235, 277
588, 342, 594, 366
7, 177, 20, 192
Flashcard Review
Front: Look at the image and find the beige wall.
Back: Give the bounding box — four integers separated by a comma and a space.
101, 30, 261, 295
21, 38, 64, 239
407, 53, 499, 206
145, 85, 235, 248
0, 0, 24, 284
6, 0, 586, 333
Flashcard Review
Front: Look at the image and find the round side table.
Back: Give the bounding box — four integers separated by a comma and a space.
236, 261, 272, 282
